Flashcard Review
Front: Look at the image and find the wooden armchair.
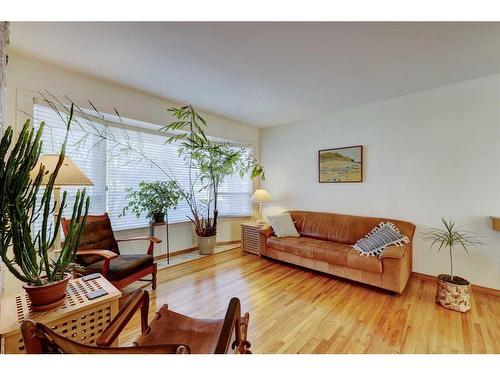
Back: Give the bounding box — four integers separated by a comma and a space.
21, 290, 251, 354
61, 213, 159, 290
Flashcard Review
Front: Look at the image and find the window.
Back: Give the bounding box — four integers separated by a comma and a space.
33, 104, 107, 235
33, 103, 253, 231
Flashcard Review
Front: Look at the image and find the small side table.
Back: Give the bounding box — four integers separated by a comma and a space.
150, 220, 170, 264
0, 275, 121, 354
241, 221, 269, 256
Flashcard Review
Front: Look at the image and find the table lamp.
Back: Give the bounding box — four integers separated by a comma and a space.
251, 189, 272, 224
30, 155, 93, 251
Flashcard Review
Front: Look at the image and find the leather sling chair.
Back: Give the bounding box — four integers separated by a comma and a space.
20, 289, 252, 354
61, 213, 159, 290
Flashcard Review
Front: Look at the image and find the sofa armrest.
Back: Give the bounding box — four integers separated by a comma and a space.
379, 244, 409, 260
259, 226, 274, 238
258, 226, 273, 256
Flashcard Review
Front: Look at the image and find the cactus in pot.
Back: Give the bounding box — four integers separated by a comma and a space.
0, 106, 89, 310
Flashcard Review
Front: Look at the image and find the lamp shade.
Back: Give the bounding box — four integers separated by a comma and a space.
251, 189, 272, 203
30, 155, 94, 186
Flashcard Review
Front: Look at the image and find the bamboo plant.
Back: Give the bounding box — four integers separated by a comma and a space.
162, 105, 264, 237
0, 107, 90, 286
39, 94, 264, 239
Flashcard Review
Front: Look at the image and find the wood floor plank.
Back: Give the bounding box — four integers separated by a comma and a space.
118, 249, 500, 354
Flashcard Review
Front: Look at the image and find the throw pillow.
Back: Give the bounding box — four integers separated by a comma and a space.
353, 222, 409, 257
268, 213, 300, 237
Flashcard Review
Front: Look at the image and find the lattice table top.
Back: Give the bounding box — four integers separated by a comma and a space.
0, 275, 121, 336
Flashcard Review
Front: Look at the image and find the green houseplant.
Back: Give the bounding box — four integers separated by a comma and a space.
422, 218, 483, 312
41, 96, 264, 255
0, 110, 90, 310
163, 105, 264, 254
122, 180, 183, 223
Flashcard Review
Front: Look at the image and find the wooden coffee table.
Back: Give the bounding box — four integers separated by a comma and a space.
0, 275, 121, 354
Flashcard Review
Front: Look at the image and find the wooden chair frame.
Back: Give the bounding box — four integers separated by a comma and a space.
62, 213, 160, 290
21, 290, 251, 354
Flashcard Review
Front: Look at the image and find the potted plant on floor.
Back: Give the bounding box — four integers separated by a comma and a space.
163, 106, 265, 254
121, 180, 183, 223
0, 111, 89, 311
422, 218, 483, 312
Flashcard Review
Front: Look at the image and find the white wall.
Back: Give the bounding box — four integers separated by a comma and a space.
260, 74, 500, 289
3, 50, 259, 295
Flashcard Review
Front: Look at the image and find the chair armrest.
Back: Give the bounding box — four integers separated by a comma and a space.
215, 297, 241, 354
76, 249, 117, 279
259, 226, 274, 238
379, 244, 409, 260
116, 236, 162, 244
96, 289, 150, 347
116, 236, 161, 255
76, 249, 118, 259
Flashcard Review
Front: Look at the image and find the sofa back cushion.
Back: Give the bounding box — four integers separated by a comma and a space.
288, 211, 415, 245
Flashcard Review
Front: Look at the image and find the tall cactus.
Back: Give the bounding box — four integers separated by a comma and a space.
0, 105, 89, 286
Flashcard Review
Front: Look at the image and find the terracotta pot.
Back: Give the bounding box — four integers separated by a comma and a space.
198, 235, 216, 255
435, 274, 471, 313
153, 212, 165, 224
22, 273, 72, 311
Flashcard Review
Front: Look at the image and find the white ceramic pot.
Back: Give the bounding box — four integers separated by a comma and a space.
198, 235, 216, 255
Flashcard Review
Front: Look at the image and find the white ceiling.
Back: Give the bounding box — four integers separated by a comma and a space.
9, 22, 500, 127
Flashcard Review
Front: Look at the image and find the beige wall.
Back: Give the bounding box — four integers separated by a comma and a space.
260, 74, 500, 290
3, 49, 259, 295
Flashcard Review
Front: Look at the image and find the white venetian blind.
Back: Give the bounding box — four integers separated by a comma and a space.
106, 126, 204, 229
33, 103, 253, 232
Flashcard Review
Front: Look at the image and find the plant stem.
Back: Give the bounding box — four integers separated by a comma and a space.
449, 244, 454, 281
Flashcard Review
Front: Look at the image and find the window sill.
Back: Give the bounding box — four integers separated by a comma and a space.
113, 215, 252, 233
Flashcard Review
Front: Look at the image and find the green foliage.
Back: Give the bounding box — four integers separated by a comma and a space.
121, 180, 183, 219
0, 107, 90, 286
421, 218, 483, 281
41, 95, 265, 239
162, 105, 265, 237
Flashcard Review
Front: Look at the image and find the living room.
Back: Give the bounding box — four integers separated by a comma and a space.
1, 1, 499, 373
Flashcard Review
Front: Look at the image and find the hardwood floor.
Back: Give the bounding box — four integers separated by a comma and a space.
118, 249, 500, 353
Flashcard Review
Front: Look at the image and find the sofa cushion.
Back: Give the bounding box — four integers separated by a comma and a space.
353, 222, 410, 257
267, 236, 324, 259
347, 249, 383, 274
266, 236, 351, 266
267, 213, 300, 237
289, 211, 415, 245
319, 242, 352, 266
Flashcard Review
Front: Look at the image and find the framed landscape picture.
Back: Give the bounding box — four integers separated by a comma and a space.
318, 145, 363, 183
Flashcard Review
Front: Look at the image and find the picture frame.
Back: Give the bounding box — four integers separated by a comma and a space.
318, 145, 363, 183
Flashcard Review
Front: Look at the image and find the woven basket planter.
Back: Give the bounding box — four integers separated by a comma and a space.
435, 274, 471, 312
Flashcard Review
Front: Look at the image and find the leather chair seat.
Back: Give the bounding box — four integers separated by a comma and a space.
134, 305, 225, 354
267, 236, 382, 273
86, 254, 154, 280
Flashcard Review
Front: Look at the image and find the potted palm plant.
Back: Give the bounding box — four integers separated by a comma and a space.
163, 106, 264, 254
0, 110, 89, 311
121, 180, 183, 223
422, 218, 483, 312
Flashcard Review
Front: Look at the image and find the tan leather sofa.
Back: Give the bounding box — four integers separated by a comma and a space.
260, 211, 416, 293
